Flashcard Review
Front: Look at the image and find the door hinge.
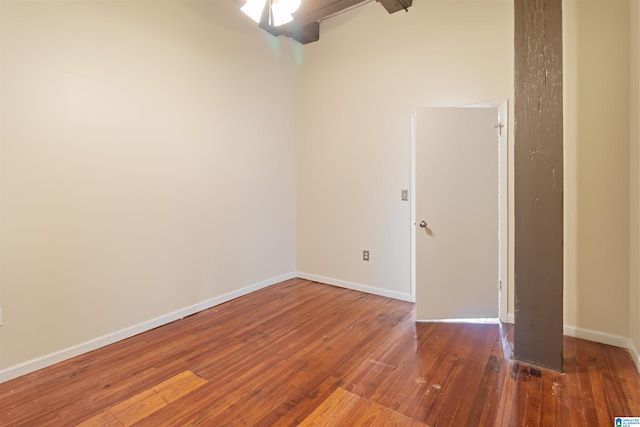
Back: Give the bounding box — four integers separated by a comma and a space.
498, 280, 502, 290
494, 123, 504, 136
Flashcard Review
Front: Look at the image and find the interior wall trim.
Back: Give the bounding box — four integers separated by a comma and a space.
296, 272, 413, 303
563, 325, 640, 373
0, 272, 297, 384
562, 325, 629, 349
629, 340, 640, 373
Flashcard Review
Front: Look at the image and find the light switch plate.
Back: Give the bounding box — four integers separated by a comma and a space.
401, 189, 409, 201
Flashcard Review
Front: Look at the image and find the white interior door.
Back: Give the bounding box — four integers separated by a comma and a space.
414, 107, 499, 320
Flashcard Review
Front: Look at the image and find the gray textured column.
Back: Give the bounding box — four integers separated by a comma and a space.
514, 0, 564, 372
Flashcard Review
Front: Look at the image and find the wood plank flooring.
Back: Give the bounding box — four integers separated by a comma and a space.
298, 387, 428, 427
0, 278, 639, 426
76, 371, 207, 426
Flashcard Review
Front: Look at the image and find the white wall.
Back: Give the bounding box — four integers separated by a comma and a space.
0, 0, 298, 374
563, 0, 631, 341
297, 0, 514, 302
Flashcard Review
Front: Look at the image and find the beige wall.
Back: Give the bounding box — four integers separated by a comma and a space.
1, 0, 638, 378
564, 0, 631, 339
297, 0, 514, 302
0, 0, 298, 371
630, 0, 640, 360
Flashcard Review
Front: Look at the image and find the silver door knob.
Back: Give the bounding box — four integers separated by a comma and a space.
419, 221, 428, 228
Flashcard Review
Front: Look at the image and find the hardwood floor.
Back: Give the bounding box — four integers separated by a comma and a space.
1, 278, 639, 426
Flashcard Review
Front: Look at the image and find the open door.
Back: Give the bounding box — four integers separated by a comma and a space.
414, 106, 502, 320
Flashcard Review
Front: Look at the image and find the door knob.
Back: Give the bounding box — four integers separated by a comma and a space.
419, 220, 428, 228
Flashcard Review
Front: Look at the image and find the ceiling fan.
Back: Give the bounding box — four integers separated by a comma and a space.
238, 0, 412, 44
241, 0, 301, 27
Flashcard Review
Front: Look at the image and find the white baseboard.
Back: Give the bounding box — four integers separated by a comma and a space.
562, 324, 630, 349
0, 272, 297, 384
563, 325, 640, 373
628, 340, 640, 373
5, 275, 637, 383
296, 272, 413, 302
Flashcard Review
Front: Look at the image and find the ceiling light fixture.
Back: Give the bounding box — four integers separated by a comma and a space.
241, 0, 301, 27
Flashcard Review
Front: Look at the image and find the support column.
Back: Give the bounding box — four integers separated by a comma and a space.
514, 0, 564, 372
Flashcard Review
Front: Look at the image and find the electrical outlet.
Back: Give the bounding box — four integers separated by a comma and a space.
363, 250, 369, 261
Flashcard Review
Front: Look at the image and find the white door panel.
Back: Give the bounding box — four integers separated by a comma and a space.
415, 107, 499, 320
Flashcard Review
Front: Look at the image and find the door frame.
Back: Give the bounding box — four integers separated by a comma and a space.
410, 101, 509, 323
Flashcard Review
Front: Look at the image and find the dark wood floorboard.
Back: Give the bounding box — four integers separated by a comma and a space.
0, 278, 639, 426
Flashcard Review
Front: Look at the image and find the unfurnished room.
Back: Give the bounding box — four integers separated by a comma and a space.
1, 0, 639, 425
